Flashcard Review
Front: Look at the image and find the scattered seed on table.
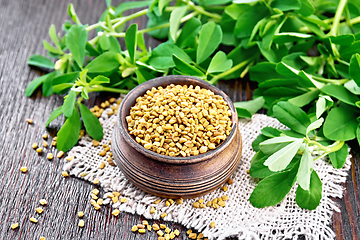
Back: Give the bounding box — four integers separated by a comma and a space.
51, 141, 56, 146
152, 224, 160, 231
92, 140, 100, 147
46, 153, 53, 160
65, 156, 74, 161
11, 223, 19, 229
80, 172, 88, 177
150, 206, 156, 214
174, 229, 180, 236
99, 162, 106, 169
142, 220, 148, 226
40, 237, 45, 240
62, 171, 69, 177
137, 224, 145, 229
57, 151, 64, 158
120, 197, 127, 203
164, 234, 170, 240
158, 237, 165, 240
30, 217, 38, 223
165, 200, 170, 207
189, 233, 197, 239
93, 178, 99, 185
131, 225, 138, 232
147, 224, 152, 232
42, 141, 48, 148
200, 203, 206, 208
32, 143, 38, 149
138, 228, 146, 234
187, 229, 192, 234
39, 199, 47, 205
221, 185, 228, 192
160, 224, 166, 229
35, 207, 43, 214
198, 199, 204, 204
157, 230, 164, 236
91, 194, 98, 200
78, 220, 84, 227
20, 167, 27, 173
227, 178, 233, 185
112, 209, 120, 216
97, 198, 103, 205
36, 148, 42, 154
78, 211, 84, 218
218, 200, 225, 207
161, 212, 167, 218
221, 195, 229, 201
112, 191, 120, 197
99, 150, 106, 157
42, 133, 48, 139
53, 136, 57, 141
209, 222, 215, 228
26, 118, 33, 124
176, 198, 183, 204
93, 203, 101, 210
112, 197, 118, 203
165, 227, 171, 233
109, 97, 116, 103
154, 199, 161, 204
106, 193, 115, 198
170, 232, 175, 239
198, 233, 204, 239
92, 189, 99, 195
193, 202, 200, 208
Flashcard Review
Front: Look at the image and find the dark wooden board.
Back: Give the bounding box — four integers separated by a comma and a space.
0, 0, 358, 239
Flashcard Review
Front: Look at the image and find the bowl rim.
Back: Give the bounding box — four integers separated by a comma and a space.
116, 75, 238, 164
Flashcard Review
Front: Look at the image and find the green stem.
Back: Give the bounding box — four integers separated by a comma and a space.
90, 85, 130, 94
183, 0, 222, 21
210, 56, 257, 85
327, 0, 348, 36
306, 139, 344, 153
311, 75, 349, 85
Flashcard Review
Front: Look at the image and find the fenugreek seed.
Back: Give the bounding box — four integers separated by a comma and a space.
47, 153, 53, 160
218, 200, 225, 207
78, 211, 84, 218
165, 234, 170, 240
168, 199, 174, 205
189, 233, 197, 239
32, 143, 38, 149
39, 199, 47, 205
206, 201, 211, 207
65, 156, 74, 161
91, 194, 98, 200
160, 224, 167, 229
104, 146, 110, 152
165, 227, 171, 233
227, 178, 233, 185
150, 206, 156, 214
138, 229, 146, 234
107, 193, 115, 198
99, 162, 106, 169
112, 197, 119, 204
26, 118, 33, 124
57, 151, 64, 158
198, 233, 204, 239
93, 204, 101, 210
80, 172, 88, 177
169, 232, 175, 239
97, 198, 103, 205
107, 109, 114, 116
221, 185, 228, 192
90, 199, 96, 205
112, 209, 120, 216
40, 237, 45, 240
221, 195, 229, 201
200, 203, 206, 208
30, 217, 38, 223
157, 230, 164, 236
209, 222, 215, 228
35, 207, 43, 214
165, 201, 170, 207
11, 223, 19, 229
109, 97, 116, 104
113, 191, 120, 197
51, 141, 57, 146
36, 148, 43, 154
174, 229, 180, 236
176, 198, 183, 204
53, 136, 57, 141
193, 202, 200, 208
93, 178, 99, 185
78, 220, 84, 227
212, 203, 219, 209
246, 169, 250, 174
99, 150, 106, 156
198, 199, 204, 204
20, 167, 27, 173
92, 188, 99, 195
42, 141, 48, 148
154, 199, 161, 204
137, 224, 145, 229
62, 171, 69, 177
142, 220, 148, 225
42, 133, 48, 139
187, 229, 192, 235
161, 212, 167, 218
147, 225, 152, 231
131, 225, 138, 232
158, 237, 165, 240
120, 197, 127, 203
152, 224, 160, 231
92, 140, 100, 147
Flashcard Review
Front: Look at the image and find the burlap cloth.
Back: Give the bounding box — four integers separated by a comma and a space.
63, 99, 351, 240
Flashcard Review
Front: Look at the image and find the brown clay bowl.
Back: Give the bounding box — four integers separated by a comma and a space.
111, 75, 242, 199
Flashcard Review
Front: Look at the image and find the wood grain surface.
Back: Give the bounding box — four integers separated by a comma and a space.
0, 0, 358, 239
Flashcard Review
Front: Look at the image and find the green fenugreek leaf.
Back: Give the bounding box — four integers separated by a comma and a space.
169, 6, 187, 42
63, 90, 77, 118
27, 54, 54, 69
79, 104, 103, 141
297, 144, 313, 191
65, 25, 88, 68
57, 107, 81, 152
45, 105, 63, 127
125, 24, 138, 64
295, 170, 322, 210
196, 22, 222, 64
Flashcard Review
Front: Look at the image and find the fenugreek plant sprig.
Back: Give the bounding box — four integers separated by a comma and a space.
26, 0, 360, 210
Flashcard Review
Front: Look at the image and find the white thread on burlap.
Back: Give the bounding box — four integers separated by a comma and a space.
63, 100, 351, 240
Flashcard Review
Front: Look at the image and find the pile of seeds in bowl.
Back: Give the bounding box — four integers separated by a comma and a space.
126, 84, 232, 157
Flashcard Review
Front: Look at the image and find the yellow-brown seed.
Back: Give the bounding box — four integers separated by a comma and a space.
165, 200, 170, 207
26, 118, 33, 124
221, 185, 228, 192
112, 209, 120, 216
187, 229, 192, 235
99, 162, 106, 169
30, 217, 38, 223
39, 199, 47, 205
11, 223, 19, 229
99, 150, 106, 156
112, 197, 119, 204
65, 156, 75, 161
169, 232, 175, 239
193, 202, 200, 208
197, 233, 204, 239
189, 233, 197, 239
35, 207, 43, 214
57, 151, 64, 158
198, 199, 204, 204
137, 224, 145, 229
62, 171, 69, 177
206, 201, 212, 207
157, 230, 164, 236
93, 178, 99, 185
168, 199, 174, 205
147, 224, 152, 231
160, 212, 167, 218
32, 143, 38, 149
221, 195, 229, 201
152, 224, 160, 231
78, 211, 84, 218
142, 220, 148, 225
138, 229, 146, 234
176, 198, 183, 204
53, 136, 57, 141
51, 141, 57, 146
164, 234, 170, 240
120, 197, 127, 203
246, 169, 250, 174
80, 172, 88, 177
42, 141, 48, 148
92, 140, 100, 147
131, 225, 138, 232
92, 188, 99, 195
36, 148, 43, 154
200, 203, 206, 208
47, 153, 53, 160
40, 237, 45, 240
97, 198, 103, 205
154, 199, 161, 204
158, 237, 165, 240
109, 97, 116, 103
160, 224, 167, 229
165, 227, 171, 233
150, 206, 156, 214
113, 191, 120, 197
91, 194, 98, 200
20, 167, 27, 173
107, 193, 115, 198
174, 229, 180, 236
78, 220, 84, 227
209, 222, 215, 228
218, 200, 225, 207
42, 133, 48, 139
227, 178, 233, 185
